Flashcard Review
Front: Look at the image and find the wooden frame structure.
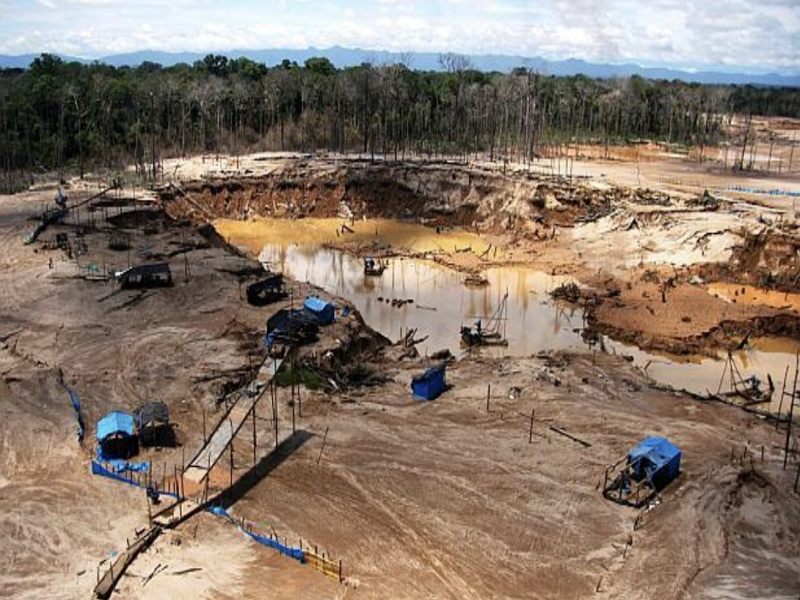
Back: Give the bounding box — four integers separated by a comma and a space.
602, 454, 658, 507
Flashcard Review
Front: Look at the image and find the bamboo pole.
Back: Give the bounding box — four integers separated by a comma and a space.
784, 352, 798, 470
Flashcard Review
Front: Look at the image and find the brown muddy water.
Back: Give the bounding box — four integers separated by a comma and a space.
217, 218, 800, 415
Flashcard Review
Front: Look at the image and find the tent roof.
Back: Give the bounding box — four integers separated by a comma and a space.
628, 436, 680, 469
134, 401, 169, 428
304, 297, 334, 313
96, 411, 135, 441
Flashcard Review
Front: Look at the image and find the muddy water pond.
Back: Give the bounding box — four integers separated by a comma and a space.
217, 218, 800, 414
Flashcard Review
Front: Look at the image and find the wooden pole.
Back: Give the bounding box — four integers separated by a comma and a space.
528, 408, 535, 443
229, 421, 235, 488
486, 384, 491, 412
297, 378, 302, 418
181, 449, 185, 501
784, 352, 798, 469
317, 426, 329, 466
272, 373, 279, 447
252, 405, 257, 469
795, 456, 800, 493
717, 356, 729, 396
777, 364, 790, 431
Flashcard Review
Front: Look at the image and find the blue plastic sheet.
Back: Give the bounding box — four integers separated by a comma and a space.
208, 505, 305, 562
96, 411, 135, 441
246, 530, 306, 561
91, 460, 145, 487
61, 382, 85, 442
726, 185, 800, 197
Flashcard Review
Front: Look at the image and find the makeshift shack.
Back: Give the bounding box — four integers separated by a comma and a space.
267, 308, 320, 345
117, 263, 172, 289
246, 273, 287, 306
411, 364, 447, 401
304, 297, 335, 325
96, 411, 137, 460
603, 436, 682, 506
134, 401, 171, 447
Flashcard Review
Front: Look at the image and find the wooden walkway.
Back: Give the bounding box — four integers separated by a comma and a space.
184, 358, 282, 484
94, 356, 284, 598
94, 526, 161, 599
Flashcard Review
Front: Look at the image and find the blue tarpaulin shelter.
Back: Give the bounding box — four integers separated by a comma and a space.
96, 411, 137, 459
303, 297, 335, 325
627, 436, 681, 491
411, 364, 447, 401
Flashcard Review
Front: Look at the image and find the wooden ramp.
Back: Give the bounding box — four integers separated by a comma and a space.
94, 526, 161, 599
184, 358, 282, 484
151, 497, 204, 528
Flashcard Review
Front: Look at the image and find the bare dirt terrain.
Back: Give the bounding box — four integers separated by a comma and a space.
2, 140, 800, 600
0, 188, 348, 599
164, 151, 800, 357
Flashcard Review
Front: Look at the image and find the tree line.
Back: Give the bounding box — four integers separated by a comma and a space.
1, 52, 799, 191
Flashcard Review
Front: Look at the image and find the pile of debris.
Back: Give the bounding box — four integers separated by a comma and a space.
551, 282, 582, 303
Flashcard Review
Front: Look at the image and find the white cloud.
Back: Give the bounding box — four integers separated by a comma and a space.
0, 0, 797, 73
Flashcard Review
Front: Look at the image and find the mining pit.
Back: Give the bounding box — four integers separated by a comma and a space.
2, 153, 800, 600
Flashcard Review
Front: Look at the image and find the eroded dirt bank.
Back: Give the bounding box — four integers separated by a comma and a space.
164, 156, 800, 356
2, 162, 799, 600
0, 187, 362, 599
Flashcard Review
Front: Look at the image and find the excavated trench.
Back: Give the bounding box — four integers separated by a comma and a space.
162, 160, 800, 408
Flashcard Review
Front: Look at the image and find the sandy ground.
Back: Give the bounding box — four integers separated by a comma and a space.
230, 352, 800, 600
2, 147, 800, 600
0, 188, 346, 599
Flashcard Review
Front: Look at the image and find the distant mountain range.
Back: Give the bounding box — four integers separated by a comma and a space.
2, 46, 798, 87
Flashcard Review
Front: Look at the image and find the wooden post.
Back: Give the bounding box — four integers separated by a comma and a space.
272, 379, 279, 447
784, 352, 798, 470
795, 456, 800, 493
777, 364, 790, 431
317, 426, 329, 466
528, 408, 535, 443
486, 384, 491, 412
297, 379, 302, 418
229, 430, 235, 488
252, 405, 257, 469
291, 397, 296, 434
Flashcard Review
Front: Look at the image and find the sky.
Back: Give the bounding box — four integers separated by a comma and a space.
0, 0, 798, 73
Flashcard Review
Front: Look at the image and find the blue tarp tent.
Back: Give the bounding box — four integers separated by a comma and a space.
96, 411, 137, 459
411, 364, 447, 401
303, 297, 335, 325
627, 436, 681, 491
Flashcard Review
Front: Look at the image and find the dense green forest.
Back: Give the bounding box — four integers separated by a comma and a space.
1, 53, 799, 191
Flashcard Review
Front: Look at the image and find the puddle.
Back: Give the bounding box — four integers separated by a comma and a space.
215, 217, 497, 257
708, 282, 800, 314
218, 218, 800, 415
257, 243, 584, 357
604, 338, 800, 414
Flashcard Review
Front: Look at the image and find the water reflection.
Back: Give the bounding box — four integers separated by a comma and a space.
261, 243, 585, 357
254, 240, 800, 416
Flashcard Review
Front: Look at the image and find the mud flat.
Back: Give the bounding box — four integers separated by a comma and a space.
2, 153, 800, 600
0, 186, 350, 599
